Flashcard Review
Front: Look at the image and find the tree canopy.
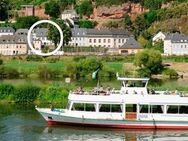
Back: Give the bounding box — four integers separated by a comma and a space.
0, 0, 9, 21
45, 0, 60, 18
78, 20, 97, 28
47, 20, 72, 47
77, 0, 93, 17
15, 16, 39, 29
134, 49, 163, 77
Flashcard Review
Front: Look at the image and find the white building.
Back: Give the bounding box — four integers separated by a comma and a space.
15, 28, 28, 36
164, 33, 188, 55
61, 10, 78, 20
152, 31, 167, 43
32, 28, 54, 46
0, 35, 27, 55
0, 27, 15, 37
69, 28, 132, 48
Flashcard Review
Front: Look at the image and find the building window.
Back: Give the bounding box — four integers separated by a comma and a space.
89, 39, 92, 43
108, 39, 110, 43
119, 39, 121, 43
122, 39, 124, 43
94, 39, 96, 43
98, 39, 101, 43
104, 39, 106, 43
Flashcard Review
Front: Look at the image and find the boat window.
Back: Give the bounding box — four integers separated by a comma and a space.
99, 104, 122, 113
140, 105, 149, 113
111, 104, 122, 112
124, 80, 147, 88
99, 104, 110, 112
151, 105, 163, 113
126, 104, 137, 112
167, 105, 179, 114
85, 103, 95, 112
179, 106, 188, 114
71, 103, 84, 111
71, 103, 96, 112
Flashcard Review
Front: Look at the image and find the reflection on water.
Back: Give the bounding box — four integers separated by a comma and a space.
1, 104, 188, 141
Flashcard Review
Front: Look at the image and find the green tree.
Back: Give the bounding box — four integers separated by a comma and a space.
78, 20, 97, 28
152, 40, 163, 52
15, 16, 39, 29
76, 58, 103, 78
59, 0, 76, 10
0, 59, 3, 65
0, 0, 9, 21
134, 14, 149, 35
144, 11, 157, 24
143, 0, 162, 10
47, 19, 72, 47
78, 0, 93, 17
134, 49, 163, 77
45, 0, 60, 18
123, 14, 132, 30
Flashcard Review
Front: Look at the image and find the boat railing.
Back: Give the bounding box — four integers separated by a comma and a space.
71, 90, 188, 97
71, 90, 121, 96
149, 90, 188, 97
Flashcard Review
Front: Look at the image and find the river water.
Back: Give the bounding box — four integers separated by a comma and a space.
1, 104, 188, 141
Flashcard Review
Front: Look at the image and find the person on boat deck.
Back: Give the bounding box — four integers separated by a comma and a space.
99, 85, 104, 92
124, 81, 129, 87
106, 86, 111, 95
133, 90, 137, 94
50, 104, 54, 111
76, 86, 84, 94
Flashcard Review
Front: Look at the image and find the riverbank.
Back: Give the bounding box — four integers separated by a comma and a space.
0, 55, 187, 79
1, 77, 188, 105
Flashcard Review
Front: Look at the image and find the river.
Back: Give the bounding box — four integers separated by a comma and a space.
1, 78, 188, 141
1, 104, 188, 141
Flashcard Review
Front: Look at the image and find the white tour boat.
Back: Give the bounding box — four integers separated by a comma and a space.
36, 75, 188, 129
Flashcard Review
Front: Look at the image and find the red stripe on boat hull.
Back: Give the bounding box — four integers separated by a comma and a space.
47, 120, 188, 129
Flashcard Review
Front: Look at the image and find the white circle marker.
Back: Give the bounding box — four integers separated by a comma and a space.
27, 20, 64, 56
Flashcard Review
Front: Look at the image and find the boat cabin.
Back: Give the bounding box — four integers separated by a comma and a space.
118, 77, 149, 95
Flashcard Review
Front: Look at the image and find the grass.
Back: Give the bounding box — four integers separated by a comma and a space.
3, 60, 65, 72
105, 62, 123, 72
2, 57, 124, 73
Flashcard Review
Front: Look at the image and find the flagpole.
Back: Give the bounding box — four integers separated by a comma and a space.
97, 79, 100, 95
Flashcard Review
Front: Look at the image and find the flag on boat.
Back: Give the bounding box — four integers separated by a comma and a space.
92, 67, 100, 79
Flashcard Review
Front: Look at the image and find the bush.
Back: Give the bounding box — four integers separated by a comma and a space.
38, 65, 62, 79
38, 86, 69, 104
0, 84, 14, 99
26, 55, 43, 61
4, 67, 20, 78
0, 59, 3, 65
162, 68, 178, 78
78, 20, 97, 28
13, 85, 40, 103
0, 66, 19, 79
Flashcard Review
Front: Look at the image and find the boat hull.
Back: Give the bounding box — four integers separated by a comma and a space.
36, 108, 188, 129
47, 120, 188, 129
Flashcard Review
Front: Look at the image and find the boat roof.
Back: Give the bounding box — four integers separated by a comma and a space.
117, 77, 150, 81
69, 94, 188, 105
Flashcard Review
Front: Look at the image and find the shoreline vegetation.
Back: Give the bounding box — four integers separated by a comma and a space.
1, 54, 188, 104
0, 54, 187, 79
